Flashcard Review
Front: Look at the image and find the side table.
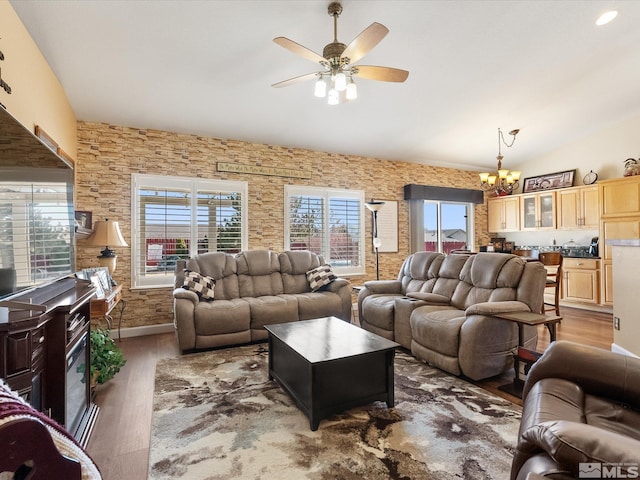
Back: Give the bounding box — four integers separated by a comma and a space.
494, 311, 562, 398
90, 284, 126, 341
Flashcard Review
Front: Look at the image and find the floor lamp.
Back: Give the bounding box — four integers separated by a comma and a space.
365, 199, 385, 280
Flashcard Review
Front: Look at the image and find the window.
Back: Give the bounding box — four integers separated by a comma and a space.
411, 200, 474, 253
285, 185, 364, 276
0, 174, 74, 293
131, 174, 247, 288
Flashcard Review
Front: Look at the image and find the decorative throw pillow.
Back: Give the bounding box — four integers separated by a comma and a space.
182, 270, 216, 300
306, 265, 337, 292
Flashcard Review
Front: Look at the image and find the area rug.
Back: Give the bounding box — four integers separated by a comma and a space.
149, 344, 521, 480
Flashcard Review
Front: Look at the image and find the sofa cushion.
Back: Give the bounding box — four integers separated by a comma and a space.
194, 299, 251, 335
306, 265, 337, 292
410, 308, 465, 357
296, 291, 344, 320
244, 295, 299, 330
183, 270, 216, 300
183, 252, 239, 300
236, 250, 284, 297
401, 252, 443, 294
279, 250, 324, 294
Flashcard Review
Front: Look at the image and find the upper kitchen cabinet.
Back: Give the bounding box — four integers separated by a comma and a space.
521, 191, 556, 230
487, 196, 520, 232
600, 176, 640, 217
557, 185, 599, 230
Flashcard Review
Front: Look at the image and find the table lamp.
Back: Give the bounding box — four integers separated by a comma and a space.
85, 218, 128, 275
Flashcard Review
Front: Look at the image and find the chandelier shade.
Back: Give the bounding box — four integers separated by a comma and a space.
479, 128, 521, 196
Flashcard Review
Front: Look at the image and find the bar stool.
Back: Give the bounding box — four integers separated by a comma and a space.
538, 252, 562, 316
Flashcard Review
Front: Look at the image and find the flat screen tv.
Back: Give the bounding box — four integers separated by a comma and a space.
0, 106, 75, 300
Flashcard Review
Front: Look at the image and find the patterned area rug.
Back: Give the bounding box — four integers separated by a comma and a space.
149, 344, 521, 480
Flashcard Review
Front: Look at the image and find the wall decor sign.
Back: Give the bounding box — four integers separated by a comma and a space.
217, 162, 312, 179
522, 169, 576, 193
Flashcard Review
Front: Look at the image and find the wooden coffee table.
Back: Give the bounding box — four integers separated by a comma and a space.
265, 317, 399, 430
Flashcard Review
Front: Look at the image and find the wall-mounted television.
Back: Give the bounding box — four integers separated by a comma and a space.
0, 107, 75, 300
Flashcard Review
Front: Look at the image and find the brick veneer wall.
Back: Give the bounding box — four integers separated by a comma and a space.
75, 121, 490, 329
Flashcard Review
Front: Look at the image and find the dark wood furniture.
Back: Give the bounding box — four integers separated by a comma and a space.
265, 316, 399, 431
90, 283, 125, 340
495, 311, 562, 398
0, 277, 96, 442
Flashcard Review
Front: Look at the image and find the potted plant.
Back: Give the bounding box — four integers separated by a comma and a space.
90, 328, 126, 385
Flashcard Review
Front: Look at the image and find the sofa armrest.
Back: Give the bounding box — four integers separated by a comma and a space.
406, 292, 450, 304
362, 280, 402, 294
521, 420, 640, 475
173, 287, 200, 305
325, 278, 349, 293
465, 300, 530, 316
523, 340, 640, 407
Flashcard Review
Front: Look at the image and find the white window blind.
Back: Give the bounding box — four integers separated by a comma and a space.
131, 174, 247, 288
285, 185, 364, 276
0, 181, 74, 289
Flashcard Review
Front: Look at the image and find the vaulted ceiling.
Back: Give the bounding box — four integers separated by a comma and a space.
11, 0, 640, 170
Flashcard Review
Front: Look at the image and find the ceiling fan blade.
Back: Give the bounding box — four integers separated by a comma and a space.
355, 65, 409, 83
342, 22, 389, 64
271, 72, 318, 88
273, 37, 326, 64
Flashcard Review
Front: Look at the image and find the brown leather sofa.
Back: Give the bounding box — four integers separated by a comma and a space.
173, 250, 352, 352
358, 252, 546, 380
511, 340, 640, 480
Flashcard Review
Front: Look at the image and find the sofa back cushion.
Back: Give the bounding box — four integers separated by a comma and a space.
184, 252, 239, 300
399, 252, 444, 294
236, 250, 284, 297
431, 254, 468, 298
451, 253, 526, 309
279, 250, 324, 294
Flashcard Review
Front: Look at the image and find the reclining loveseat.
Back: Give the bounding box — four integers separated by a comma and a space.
173, 250, 352, 352
511, 340, 640, 479
358, 252, 546, 380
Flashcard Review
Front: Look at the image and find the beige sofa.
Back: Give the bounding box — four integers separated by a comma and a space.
173, 250, 352, 352
358, 252, 546, 380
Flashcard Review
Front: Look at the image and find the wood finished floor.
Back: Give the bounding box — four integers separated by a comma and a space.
86, 307, 613, 480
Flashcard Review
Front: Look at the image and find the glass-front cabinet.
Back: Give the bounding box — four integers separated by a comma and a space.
521, 192, 556, 230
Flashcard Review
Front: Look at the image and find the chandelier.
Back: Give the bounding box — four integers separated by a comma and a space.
479, 128, 521, 196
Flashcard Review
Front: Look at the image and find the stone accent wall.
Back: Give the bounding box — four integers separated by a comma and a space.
76, 121, 490, 329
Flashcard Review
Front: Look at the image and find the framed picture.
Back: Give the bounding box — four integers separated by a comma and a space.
35, 125, 59, 153
505, 241, 515, 253
490, 237, 506, 252
75, 210, 92, 230
90, 274, 105, 298
95, 267, 112, 294
523, 170, 576, 193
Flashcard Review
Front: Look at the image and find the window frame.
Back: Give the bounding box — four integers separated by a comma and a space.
284, 185, 365, 276
131, 174, 248, 288
410, 199, 475, 253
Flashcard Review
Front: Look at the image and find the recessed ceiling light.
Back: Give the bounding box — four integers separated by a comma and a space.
596, 10, 618, 26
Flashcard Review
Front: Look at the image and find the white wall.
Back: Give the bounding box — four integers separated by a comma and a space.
513, 113, 640, 188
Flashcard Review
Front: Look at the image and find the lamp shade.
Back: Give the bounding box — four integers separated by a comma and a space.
86, 219, 128, 250
365, 200, 385, 212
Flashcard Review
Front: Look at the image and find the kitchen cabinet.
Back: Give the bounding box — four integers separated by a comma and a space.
599, 176, 640, 306
487, 196, 520, 232
562, 258, 600, 304
521, 191, 556, 230
557, 185, 599, 229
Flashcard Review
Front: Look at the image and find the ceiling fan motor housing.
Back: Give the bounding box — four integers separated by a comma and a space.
323, 42, 347, 62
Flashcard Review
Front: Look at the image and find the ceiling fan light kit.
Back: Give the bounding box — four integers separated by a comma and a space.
272, 1, 409, 105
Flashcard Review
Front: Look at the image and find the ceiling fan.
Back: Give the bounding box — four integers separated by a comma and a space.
272, 1, 409, 104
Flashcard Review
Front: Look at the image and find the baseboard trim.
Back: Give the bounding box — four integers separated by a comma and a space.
611, 343, 639, 358
109, 323, 175, 339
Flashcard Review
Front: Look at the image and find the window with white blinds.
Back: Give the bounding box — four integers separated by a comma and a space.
131, 174, 248, 288
0, 179, 74, 291
285, 185, 364, 276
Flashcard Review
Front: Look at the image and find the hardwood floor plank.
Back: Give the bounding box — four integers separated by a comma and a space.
85, 308, 613, 480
